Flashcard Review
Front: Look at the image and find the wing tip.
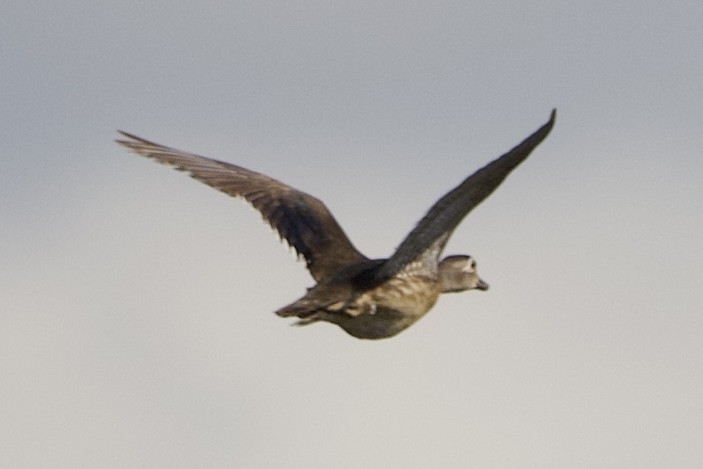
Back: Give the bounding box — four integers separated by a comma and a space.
546, 108, 557, 130
115, 130, 140, 149
114, 130, 155, 147
530, 108, 557, 143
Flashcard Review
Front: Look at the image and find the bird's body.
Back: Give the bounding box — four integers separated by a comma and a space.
117, 110, 555, 339
277, 258, 444, 339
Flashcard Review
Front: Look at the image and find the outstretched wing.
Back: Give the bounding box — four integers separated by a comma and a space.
373, 109, 556, 281
116, 132, 367, 281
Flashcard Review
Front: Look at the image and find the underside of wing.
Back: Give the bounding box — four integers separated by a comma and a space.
116, 132, 367, 281
373, 109, 556, 281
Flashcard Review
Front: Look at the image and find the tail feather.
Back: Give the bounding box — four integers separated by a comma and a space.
291, 316, 321, 327
275, 297, 327, 318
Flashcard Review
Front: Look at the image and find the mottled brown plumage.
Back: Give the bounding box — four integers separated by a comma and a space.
116, 110, 555, 339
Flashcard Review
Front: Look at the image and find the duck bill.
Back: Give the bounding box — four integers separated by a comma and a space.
476, 278, 490, 291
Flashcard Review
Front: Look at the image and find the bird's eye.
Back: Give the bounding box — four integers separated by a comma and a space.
471, 261, 476, 269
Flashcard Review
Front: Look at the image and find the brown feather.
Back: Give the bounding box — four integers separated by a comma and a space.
115, 131, 367, 281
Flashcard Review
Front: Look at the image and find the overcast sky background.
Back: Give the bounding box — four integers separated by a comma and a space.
2, 1, 702, 467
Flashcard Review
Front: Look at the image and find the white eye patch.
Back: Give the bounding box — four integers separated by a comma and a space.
461, 257, 477, 274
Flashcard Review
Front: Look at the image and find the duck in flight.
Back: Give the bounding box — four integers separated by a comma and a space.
117, 110, 555, 339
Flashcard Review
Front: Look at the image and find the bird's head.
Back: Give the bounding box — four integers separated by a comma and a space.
438, 255, 489, 293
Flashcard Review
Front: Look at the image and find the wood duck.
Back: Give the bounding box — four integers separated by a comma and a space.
117, 110, 555, 339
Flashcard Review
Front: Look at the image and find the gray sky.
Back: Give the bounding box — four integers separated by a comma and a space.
2, 1, 702, 467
